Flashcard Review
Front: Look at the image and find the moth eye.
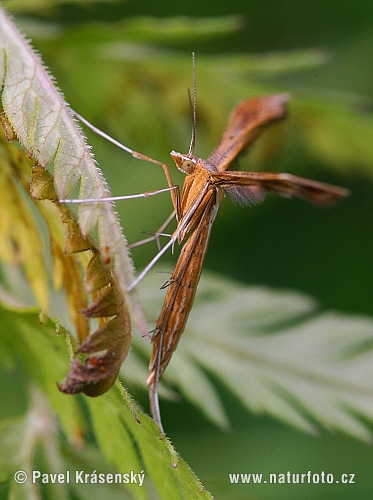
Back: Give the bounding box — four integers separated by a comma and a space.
182, 160, 194, 173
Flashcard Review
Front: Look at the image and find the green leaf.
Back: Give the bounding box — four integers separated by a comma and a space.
87, 387, 212, 499
134, 269, 373, 442
3, 0, 113, 14
0, 305, 85, 444
294, 96, 373, 175
0, 6, 147, 334
0, 304, 213, 499
54, 15, 245, 45
0, 416, 29, 481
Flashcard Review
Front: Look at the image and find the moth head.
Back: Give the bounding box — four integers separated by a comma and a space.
170, 151, 197, 174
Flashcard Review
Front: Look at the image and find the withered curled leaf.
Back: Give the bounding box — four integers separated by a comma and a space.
31, 168, 132, 397
0, 122, 132, 397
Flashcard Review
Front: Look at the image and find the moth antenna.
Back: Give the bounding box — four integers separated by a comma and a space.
188, 52, 197, 156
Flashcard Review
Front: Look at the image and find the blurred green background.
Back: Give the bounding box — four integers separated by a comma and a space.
2, 0, 373, 498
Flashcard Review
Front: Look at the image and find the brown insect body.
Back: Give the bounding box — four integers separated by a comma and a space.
147, 161, 222, 387
147, 94, 349, 429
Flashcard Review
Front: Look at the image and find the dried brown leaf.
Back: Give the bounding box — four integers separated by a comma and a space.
0, 114, 132, 397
